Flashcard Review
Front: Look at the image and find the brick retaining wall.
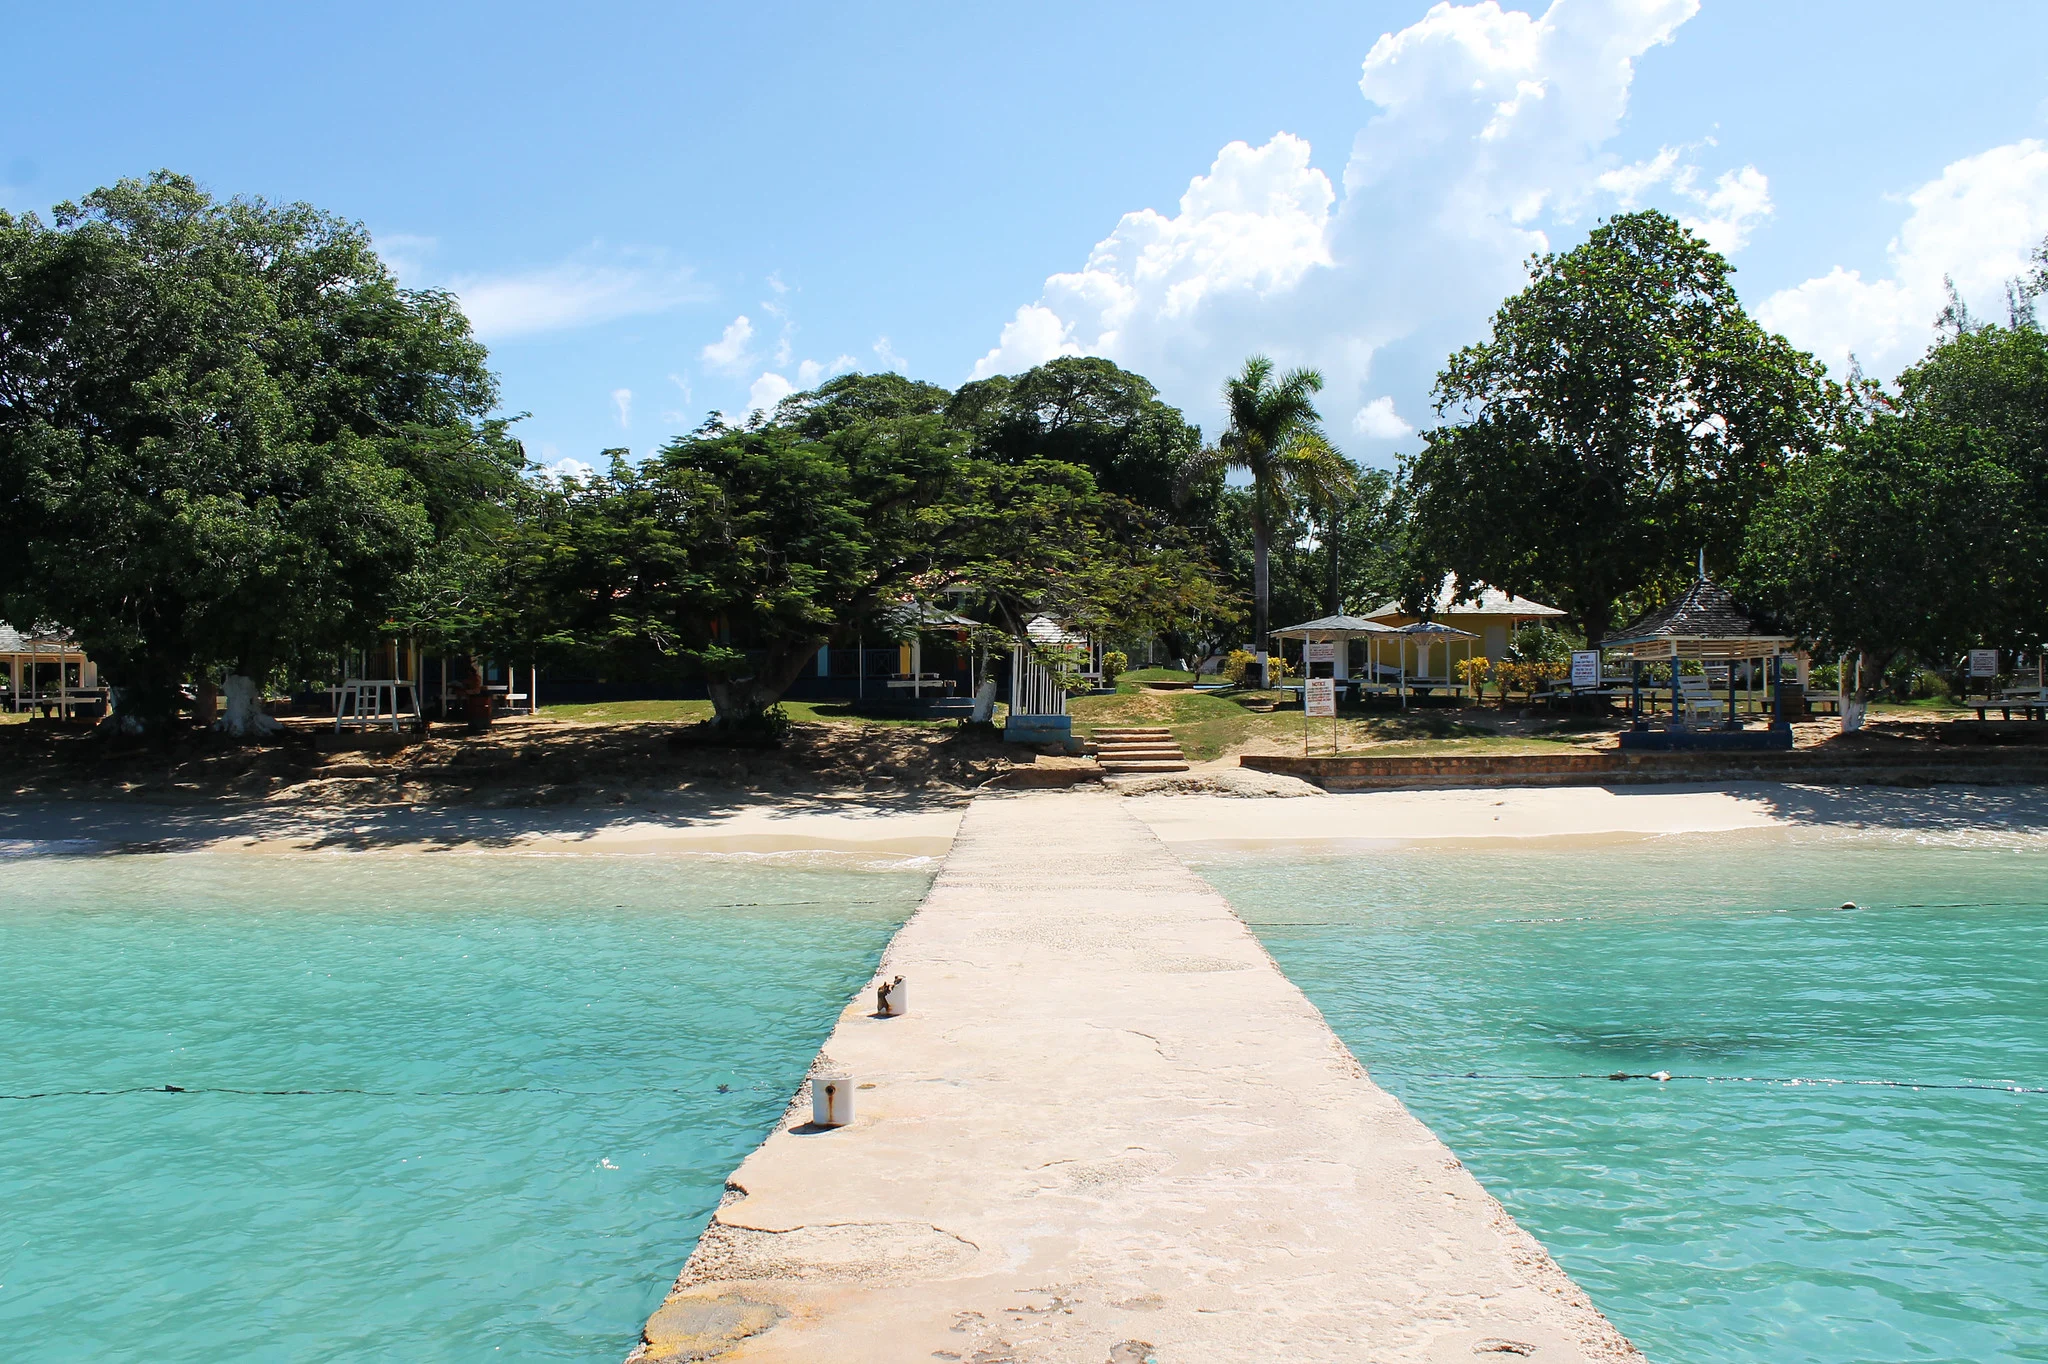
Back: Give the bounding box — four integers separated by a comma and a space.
1238, 748, 2048, 790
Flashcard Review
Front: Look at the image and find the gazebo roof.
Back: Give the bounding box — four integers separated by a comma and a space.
1365, 577, 1566, 622
1393, 620, 1478, 639
0, 622, 83, 653
1607, 576, 1792, 659
1270, 614, 1398, 641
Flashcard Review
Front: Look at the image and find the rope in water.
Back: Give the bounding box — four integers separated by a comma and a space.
0, 1082, 784, 1101
1414, 1071, 2046, 1094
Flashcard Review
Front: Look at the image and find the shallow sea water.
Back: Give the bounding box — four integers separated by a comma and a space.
0, 849, 927, 1363
1195, 828, 2048, 1364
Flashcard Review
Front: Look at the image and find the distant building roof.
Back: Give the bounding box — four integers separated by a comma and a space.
0, 622, 83, 653
1364, 577, 1566, 622
1025, 615, 1088, 647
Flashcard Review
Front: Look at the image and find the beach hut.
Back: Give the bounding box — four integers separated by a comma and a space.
0, 622, 102, 719
1606, 571, 1795, 750
1364, 577, 1566, 662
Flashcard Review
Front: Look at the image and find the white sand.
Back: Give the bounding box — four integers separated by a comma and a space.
1125, 781, 2048, 849
1126, 783, 1781, 847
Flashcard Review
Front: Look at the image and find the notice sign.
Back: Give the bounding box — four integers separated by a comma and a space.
1969, 648, 2000, 677
1305, 641, 1336, 664
1570, 650, 1601, 690
1304, 677, 1337, 717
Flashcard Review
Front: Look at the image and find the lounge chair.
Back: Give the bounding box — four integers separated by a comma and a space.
1675, 674, 1728, 724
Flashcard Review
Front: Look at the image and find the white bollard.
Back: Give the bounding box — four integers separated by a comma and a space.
876, 974, 907, 1017
812, 1072, 853, 1127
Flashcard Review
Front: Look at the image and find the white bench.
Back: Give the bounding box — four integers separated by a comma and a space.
1676, 674, 1728, 724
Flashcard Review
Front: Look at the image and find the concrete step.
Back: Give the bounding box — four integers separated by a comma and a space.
1099, 759, 1192, 773
1096, 746, 1186, 759
1092, 728, 1173, 738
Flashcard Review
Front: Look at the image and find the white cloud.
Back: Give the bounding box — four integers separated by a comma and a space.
969, 0, 1700, 449
667, 372, 692, 403
1759, 139, 2048, 380
611, 388, 632, 428
1352, 396, 1414, 439
747, 371, 796, 413
701, 315, 756, 373
443, 247, 706, 341
535, 454, 597, 485
796, 354, 858, 388
1597, 146, 1773, 252
873, 336, 909, 372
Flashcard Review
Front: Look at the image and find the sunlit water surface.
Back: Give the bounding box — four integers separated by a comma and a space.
0, 850, 927, 1362
1195, 828, 2048, 1364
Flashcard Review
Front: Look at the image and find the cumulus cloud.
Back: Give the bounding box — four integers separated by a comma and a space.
873, 336, 909, 372
1352, 396, 1414, 439
1597, 145, 1772, 252
701, 315, 756, 373
611, 388, 632, 428
968, 0, 1707, 450
1758, 139, 2048, 380
747, 371, 796, 414
440, 247, 706, 341
797, 354, 858, 387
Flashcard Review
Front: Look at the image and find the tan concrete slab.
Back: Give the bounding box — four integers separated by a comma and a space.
631, 791, 1642, 1363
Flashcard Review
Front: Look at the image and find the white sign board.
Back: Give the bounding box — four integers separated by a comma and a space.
1304, 641, 1336, 664
1304, 677, 1337, 717
1969, 648, 1999, 677
1570, 650, 1601, 690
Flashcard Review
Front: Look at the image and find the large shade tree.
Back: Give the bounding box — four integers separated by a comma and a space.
1402, 210, 1836, 643
0, 171, 517, 733
1179, 356, 1356, 684
491, 380, 1235, 731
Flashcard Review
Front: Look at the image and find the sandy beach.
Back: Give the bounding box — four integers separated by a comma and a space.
8, 780, 2046, 859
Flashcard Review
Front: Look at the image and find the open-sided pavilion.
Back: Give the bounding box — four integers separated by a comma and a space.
1606, 573, 1796, 750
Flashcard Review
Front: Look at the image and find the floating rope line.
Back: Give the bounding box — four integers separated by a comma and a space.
1411, 1070, 2045, 1095
0, 1081, 785, 1102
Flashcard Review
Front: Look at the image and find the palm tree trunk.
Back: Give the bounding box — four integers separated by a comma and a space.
1253, 521, 1270, 688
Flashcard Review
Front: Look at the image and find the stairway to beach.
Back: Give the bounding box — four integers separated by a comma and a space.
1089, 725, 1189, 773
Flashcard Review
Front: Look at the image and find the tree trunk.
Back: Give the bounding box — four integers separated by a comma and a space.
1253, 522, 1271, 688
216, 674, 283, 738
195, 677, 219, 726
703, 639, 826, 736
1326, 509, 1342, 617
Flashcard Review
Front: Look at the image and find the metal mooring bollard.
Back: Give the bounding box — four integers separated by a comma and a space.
812, 1072, 853, 1127
876, 974, 908, 1017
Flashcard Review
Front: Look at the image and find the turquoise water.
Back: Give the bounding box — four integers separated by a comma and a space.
1196, 830, 2048, 1364
0, 850, 926, 1363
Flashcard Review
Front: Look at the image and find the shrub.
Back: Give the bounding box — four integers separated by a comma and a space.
1101, 651, 1128, 687
1456, 656, 1494, 697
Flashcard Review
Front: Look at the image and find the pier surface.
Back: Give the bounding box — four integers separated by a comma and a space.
633, 791, 1641, 1363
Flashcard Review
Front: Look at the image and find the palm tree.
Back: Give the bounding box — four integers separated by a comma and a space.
1182, 356, 1357, 686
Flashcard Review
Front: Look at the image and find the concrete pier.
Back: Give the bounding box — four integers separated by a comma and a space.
632, 791, 1642, 1363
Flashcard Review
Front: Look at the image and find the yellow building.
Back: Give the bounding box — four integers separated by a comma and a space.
1363, 578, 1566, 663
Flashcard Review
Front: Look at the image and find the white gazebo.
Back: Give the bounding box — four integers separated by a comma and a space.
1269, 615, 1397, 688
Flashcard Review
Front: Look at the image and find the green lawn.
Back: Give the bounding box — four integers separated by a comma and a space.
1069, 677, 1581, 762
533, 697, 954, 728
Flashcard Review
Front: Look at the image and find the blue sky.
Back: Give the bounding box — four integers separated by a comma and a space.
6, 1, 2048, 473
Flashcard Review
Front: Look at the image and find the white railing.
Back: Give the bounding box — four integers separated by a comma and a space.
1008, 639, 1067, 717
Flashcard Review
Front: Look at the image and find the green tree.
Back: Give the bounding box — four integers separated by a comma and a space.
0, 171, 514, 732
1179, 356, 1356, 684
947, 356, 1209, 515
1403, 210, 1836, 643
1739, 414, 2016, 698
492, 385, 1235, 732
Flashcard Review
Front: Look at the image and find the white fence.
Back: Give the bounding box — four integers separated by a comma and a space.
1008, 639, 1068, 717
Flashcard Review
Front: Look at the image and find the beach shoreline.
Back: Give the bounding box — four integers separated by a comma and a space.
7, 779, 2047, 858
